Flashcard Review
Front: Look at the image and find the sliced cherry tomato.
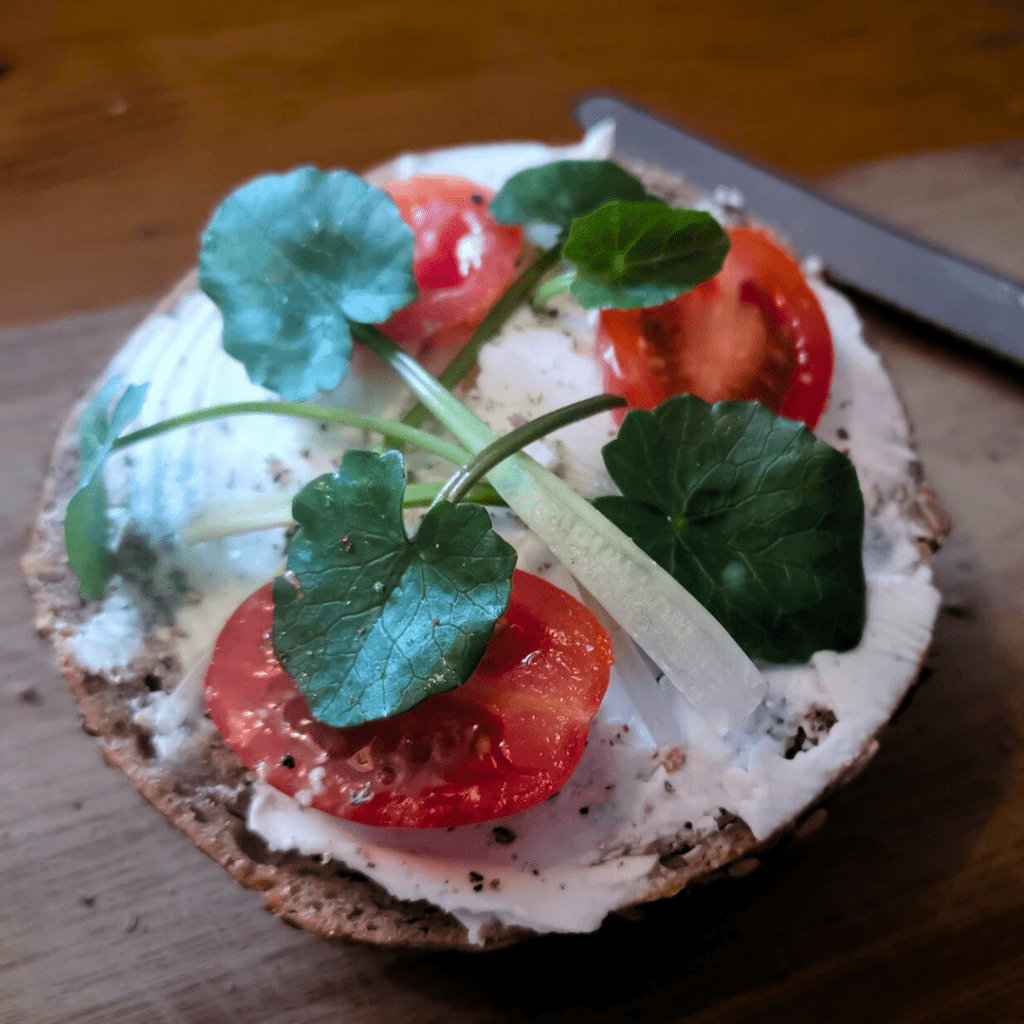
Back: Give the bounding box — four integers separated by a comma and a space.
597, 226, 833, 430
378, 176, 523, 362
205, 570, 613, 829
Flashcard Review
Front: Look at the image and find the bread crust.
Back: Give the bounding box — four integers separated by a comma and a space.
21, 160, 946, 950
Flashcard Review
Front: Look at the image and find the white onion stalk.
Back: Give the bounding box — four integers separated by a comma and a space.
353, 324, 767, 732
183, 494, 295, 544
576, 587, 686, 748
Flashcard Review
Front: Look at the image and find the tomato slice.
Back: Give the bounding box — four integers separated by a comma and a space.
205, 570, 613, 829
597, 226, 833, 430
378, 176, 523, 361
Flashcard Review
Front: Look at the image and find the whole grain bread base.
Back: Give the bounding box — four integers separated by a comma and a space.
21, 160, 950, 951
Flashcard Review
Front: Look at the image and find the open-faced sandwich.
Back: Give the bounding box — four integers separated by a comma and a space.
23, 123, 945, 949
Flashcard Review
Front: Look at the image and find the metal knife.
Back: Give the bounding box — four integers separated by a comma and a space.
576, 94, 1024, 367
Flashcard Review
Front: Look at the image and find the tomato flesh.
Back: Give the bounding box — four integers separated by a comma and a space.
379, 176, 523, 361
205, 571, 613, 829
597, 226, 833, 430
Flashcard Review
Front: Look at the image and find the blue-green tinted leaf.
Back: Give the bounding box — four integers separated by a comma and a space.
490, 160, 658, 231
595, 396, 866, 663
563, 201, 729, 310
199, 168, 418, 402
64, 376, 150, 600
273, 450, 516, 728
64, 479, 110, 602
77, 376, 149, 486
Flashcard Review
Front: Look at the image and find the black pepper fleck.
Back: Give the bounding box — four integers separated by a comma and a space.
281, 754, 296, 769
491, 825, 516, 845
785, 726, 807, 759
470, 193, 484, 205
473, 883, 484, 892
469, 870, 484, 883
579, 806, 590, 815
837, 427, 849, 440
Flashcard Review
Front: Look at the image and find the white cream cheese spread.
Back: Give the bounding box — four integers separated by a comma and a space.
64, 125, 940, 943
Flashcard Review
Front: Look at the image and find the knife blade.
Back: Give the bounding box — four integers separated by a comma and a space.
575, 94, 1024, 367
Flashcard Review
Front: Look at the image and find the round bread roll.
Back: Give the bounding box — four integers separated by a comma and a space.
22, 131, 946, 950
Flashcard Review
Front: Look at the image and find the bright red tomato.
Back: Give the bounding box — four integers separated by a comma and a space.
597, 226, 833, 430
205, 570, 613, 829
379, 176, 523, 362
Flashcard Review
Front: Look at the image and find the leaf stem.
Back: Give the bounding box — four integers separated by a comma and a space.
533, 269, 576, 306
181, 480, 505, 544
111, 400, 470, 465
402, 244, 562, 430
435, 394, 625, 506
353, 323, 497, 451
406, 480, 504, 508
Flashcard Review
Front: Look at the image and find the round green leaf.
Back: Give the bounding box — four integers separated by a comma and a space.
64, 479, 111, 603
63, 376, 149, 601
199, 168, 417, 401
490, 160, 658, 230
595, 396, 866, 663
273, 450, 516, 728
563, 201, 729, 310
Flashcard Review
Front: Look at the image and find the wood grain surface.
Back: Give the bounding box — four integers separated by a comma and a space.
2, 4, 1024, 1021
1, 0, 1023, 327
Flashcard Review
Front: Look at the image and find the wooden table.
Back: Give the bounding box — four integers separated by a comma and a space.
2, 5, 1023, 1021
2, 0, 1023, 328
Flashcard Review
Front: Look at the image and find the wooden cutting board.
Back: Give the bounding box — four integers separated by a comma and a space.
2, 143, 1022, 1024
